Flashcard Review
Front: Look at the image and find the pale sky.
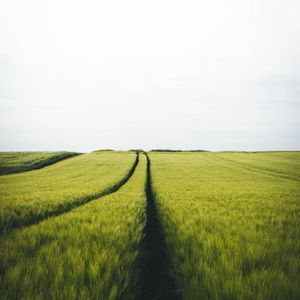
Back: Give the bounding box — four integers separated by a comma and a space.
0, 0, 299, 152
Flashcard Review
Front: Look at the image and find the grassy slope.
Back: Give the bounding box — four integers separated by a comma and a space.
0, 152, 80, 175
0, 151, 136, 233
0, 154, 147, 300
149, 151, 300, 299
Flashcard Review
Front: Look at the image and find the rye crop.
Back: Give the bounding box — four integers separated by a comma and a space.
0, 153, 147, 300
149, 151, 300, 299
0, 151, 80, 175
0, 151, 137, 234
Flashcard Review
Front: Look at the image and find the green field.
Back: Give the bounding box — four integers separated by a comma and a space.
0, 151, 80, 175
0, 151, 137, 234
0, 150, 299, 299
149, 151, 300, 299
0, 153, 146, 299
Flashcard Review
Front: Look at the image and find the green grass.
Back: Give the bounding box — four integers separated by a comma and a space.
207, 151, 300, 181
0, 151, 80, 175
0, 153, 147, 300
149, 151, 300, 299
0, 150, 299, 299
0, 151, 137, 233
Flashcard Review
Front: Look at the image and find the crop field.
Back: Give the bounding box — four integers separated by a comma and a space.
149, 151, 300, 299
0, 151, 80, 175
0, 152, 80, 175
0, 153, 146, 300
0, 151, 137, 233
0, 150, 299, 299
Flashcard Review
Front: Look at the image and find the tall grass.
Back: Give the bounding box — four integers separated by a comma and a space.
0, 154, 147, 300
0, 151, 136, 233
0, 151, 80, 175
149, 152, 300, 299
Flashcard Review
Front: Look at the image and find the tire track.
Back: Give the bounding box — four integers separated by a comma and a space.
1, 153, 139, 235
0, 152, 81, 176
139, 153, 179, 300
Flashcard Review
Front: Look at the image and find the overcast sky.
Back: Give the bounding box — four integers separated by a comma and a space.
0, 0, 299, 152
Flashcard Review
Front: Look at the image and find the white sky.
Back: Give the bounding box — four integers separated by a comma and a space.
0, 0, 299, 152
